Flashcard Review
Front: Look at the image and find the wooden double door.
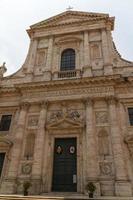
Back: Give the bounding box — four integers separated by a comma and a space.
52, 138, 77, 192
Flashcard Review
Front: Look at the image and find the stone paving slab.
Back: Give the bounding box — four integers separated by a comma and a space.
0, 194, 133, 200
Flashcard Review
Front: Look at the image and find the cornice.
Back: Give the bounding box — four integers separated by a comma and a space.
14, 75, 122, 91
30, 11, 109, 29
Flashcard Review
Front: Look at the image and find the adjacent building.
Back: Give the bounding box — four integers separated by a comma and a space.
0, 10, 133, 197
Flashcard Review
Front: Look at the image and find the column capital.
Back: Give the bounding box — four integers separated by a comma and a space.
20, 102, 30, 110
39, 100, 48, 109
84, 98, 94, 107
106, 96, 118, 105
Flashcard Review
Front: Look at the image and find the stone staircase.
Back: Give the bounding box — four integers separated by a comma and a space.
0, 194, 133, 200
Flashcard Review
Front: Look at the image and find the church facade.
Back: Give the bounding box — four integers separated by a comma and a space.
0, 10, 133, 197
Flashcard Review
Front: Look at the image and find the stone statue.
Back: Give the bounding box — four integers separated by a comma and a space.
0, 62, 7, 77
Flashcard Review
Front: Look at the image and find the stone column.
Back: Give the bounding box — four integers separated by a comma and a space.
108, 98, 132, 196
101, 29, 113, 75
85, 99, 98, 180
83, 31, 92, 77
31, 101, 47, 194
27, 39, 38, 74
7, 102, 29, 193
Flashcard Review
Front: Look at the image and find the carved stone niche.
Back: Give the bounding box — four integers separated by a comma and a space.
125, 135, 133, 158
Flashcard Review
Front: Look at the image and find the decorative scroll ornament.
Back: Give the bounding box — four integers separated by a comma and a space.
21, 163, 32, 175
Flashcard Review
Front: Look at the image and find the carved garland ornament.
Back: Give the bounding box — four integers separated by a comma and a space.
95, 111, 108, 124
21, 163, 32, 175
100, 162, 112, 176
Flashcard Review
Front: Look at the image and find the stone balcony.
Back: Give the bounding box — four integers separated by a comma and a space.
52, 70, 82, 80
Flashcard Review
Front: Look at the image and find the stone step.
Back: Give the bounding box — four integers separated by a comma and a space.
0, 194, 133, 200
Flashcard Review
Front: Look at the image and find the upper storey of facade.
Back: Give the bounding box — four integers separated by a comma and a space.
1, 10, 133, 86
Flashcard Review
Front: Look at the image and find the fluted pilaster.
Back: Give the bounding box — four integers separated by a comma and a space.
85, 98, 98, 180
8, 102, 29, 178
32, 101, 48, 178
108, 97, 132, 196
84, 31, 90, 67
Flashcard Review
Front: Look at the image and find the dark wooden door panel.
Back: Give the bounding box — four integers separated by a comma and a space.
52, 138, 77, 192
0, 153, 5, 177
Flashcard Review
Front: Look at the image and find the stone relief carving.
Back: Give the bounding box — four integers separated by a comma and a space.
100, 161, 112, 176
95, 111, 108, 124
21, 163, 32, 175
49, 109, 82, 123
28, 115, 39, 127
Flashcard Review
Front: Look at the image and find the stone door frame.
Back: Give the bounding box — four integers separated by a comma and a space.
45, 129, 84, 193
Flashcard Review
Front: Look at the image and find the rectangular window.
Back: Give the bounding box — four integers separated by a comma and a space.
0, 115, 12, 131
0, 153, 5, 177
128, 108, 133, 125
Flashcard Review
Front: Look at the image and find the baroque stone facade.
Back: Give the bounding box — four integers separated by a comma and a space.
0, 10, 133, 197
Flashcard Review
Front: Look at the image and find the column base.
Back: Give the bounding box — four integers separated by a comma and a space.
0, 178, 16, 194
83, 66, 92, 77
115, 181, 132, 196
104, 64, 113, 75
43, 71, 52, 81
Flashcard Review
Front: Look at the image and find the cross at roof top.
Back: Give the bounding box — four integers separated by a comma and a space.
66, 6, 73, 11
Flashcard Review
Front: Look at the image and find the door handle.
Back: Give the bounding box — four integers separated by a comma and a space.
73, 174, 77, 183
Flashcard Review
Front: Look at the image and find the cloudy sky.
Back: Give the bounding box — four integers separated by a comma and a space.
0, 0, 133, 75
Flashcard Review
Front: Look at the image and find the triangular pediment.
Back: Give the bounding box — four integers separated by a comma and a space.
46, 118, 83, 130
30, 10, 110, 29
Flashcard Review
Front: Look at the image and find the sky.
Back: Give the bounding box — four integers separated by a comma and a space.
0, 0, 133, 75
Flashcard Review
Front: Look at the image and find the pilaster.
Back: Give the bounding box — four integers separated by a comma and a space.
101, 29, 113, 75
108, 97, 132, 196
31, 101, 48, 194
83, 31, 92, 77
27, 39, 38, 74
85, 99, 98, 180
6, 102, 29, 193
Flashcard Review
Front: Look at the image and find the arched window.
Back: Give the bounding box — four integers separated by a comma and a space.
60, 49, 75, 71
